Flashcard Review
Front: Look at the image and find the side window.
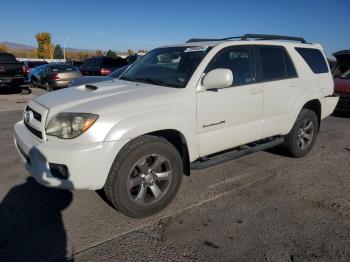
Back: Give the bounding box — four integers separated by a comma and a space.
295, 47, 329, 74
258, 46, 297, 81
206, 46, 255, 86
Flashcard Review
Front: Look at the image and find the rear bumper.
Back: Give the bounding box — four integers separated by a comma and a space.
320, 96, 339, 119
0, 76, 26, 85
50, 80, 71, 89
335, 93, 350, 112
14, 121, 127, 190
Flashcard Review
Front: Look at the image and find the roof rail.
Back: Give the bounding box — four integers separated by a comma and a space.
186, 34, 307, 44
241, 34, 307, 43
186, 36, 241, 43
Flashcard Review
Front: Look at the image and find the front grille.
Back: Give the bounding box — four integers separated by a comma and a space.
24, 119, 42, 139
26, 106, 42, 121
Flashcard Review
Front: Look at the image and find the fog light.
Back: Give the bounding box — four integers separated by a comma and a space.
49, 163, 69, 179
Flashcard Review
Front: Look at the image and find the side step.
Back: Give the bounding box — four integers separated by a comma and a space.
190, 137, 285, 170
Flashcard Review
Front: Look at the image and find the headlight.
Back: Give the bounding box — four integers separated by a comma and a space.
46, 113, 98, 139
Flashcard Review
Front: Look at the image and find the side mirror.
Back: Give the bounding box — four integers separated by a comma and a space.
201, 68, 233, 90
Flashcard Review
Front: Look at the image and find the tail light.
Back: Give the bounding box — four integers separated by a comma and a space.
101, 68, 111, 75
22, 65, 26, 74
51, 73, 60, 80
0, 66, 6, 72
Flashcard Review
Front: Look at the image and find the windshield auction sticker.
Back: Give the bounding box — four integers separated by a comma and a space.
184, 46, 209, 52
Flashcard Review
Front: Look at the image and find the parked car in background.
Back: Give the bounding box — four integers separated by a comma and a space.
69, 65, 128, 87
34, 63, 81, 91
28, 64, 47, 88
80, 56, 128, 76
22, 60, 48, 77
125, 54, 142, 64
332, 50, 350, 78
334, 69, 350, 112
0, 52, 26, 91
70, 60, 84, 70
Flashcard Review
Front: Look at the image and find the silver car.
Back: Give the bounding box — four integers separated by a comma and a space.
34, 63, 81, 91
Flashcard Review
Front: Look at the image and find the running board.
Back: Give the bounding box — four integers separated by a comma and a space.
191, 137, 285, 170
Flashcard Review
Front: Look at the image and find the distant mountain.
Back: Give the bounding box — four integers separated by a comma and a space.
1, 41, 35, 51
0, 41, 96, 52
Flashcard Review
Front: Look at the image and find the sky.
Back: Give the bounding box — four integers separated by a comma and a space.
0, 0, 349, 55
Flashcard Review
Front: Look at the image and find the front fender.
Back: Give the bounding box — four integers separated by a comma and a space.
104, 110, 200, 162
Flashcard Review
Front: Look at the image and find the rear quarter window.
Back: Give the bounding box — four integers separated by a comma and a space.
295, 47, 329, 74
258, 46, 297, 81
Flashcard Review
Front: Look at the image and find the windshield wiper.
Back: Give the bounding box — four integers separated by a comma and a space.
121, 77, 180, 88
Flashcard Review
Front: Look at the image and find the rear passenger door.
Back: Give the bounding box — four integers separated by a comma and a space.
255, 45, 301, 137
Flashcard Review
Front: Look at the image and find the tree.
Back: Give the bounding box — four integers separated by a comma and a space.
95, 49, 103, 56
127, 48, 134, 56
35, 32, 53, 58
0, 44, 8, 53
53, 44, 64, 59
105, 49, 116, 57
137, 49, 148, 54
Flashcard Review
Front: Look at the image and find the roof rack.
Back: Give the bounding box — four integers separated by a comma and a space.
186, 34, 307, 44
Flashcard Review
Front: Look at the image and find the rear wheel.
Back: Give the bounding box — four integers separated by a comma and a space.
45, 82, 53, 91
104, 135, 183, 218
284, 109, 318, 157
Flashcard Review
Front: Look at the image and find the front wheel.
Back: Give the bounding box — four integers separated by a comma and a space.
104, 135, 183, 218
284, 108, 318, 158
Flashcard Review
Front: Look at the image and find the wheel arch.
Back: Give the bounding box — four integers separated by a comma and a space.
105, 111, 200, 169
301, 99, 321, 131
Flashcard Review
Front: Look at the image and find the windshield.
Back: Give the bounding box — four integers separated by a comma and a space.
120, 46, 211, 88
50, 64, 77, 72
109, 65, 128, 78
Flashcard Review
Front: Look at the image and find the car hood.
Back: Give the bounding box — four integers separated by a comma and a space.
69, 76, 113, 87
34, 79, 182, 117
334, 78, 350, 93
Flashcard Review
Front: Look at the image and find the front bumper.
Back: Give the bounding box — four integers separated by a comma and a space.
14, 121, 127, 190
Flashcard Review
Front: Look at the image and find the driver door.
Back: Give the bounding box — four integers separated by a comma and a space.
196, 45, 264, 156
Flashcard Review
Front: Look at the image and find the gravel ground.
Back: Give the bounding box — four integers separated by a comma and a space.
0, 90, 349, 261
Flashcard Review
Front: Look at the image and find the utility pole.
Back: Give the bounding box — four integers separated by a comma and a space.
60, 37, 69, 60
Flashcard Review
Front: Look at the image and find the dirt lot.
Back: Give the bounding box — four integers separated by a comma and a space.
0, 90, 349, 261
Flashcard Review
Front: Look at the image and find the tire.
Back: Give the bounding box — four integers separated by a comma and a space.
45, 82, 53, 91
284, 108, 318, 158
104, 135, 183, 218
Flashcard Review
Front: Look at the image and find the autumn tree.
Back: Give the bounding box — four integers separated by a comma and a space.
96, 49, 103, 56
127, 48, 134, 56
0, 44, 8, 53
53, 44, 64, 59
137, 49, 148, 54
35, 32, 53, 58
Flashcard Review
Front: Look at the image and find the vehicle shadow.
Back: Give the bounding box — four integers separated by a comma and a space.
0, 177, 73, 261
0, 84, 31, 95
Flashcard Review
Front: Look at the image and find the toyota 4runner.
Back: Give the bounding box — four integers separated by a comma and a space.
14, 34, 339, 218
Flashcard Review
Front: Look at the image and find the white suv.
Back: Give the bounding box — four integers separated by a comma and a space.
14, 34, 339, 218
